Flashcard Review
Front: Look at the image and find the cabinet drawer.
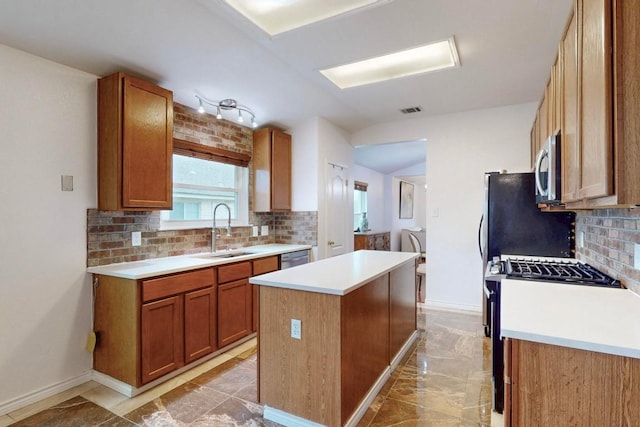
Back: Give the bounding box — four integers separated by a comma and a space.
218, 261, 252, 284
253, 256, 279, 275
142, 268, 215, 302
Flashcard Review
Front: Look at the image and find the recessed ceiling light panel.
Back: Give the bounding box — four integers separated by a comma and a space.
320, 37, 460, 89
223, 0, 391, 36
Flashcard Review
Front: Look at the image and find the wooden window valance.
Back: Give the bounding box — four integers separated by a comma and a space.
354, 180, 368, 192
173, 138, 251, 167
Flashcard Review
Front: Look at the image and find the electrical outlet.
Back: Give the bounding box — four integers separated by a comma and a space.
291, 318, 301, 340
132, 231, 142, 247
261, 225, 269, 236
634, 244, 640, 270
577, 231, 585, 249
252, 226, 259, 237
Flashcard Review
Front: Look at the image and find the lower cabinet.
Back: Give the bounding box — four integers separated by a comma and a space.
94, 267, 216, 387
184, 286, 216, 364
94, 254, 282, 388
504, 338, 640, 426
217, 261, 253, 348
141, 295, 184, 384
218, 278, 252, 348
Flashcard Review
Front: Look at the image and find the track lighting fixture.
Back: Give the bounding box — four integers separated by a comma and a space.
195, 95, 258, 128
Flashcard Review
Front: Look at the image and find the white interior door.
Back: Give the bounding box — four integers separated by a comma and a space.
326, 162, 348, 257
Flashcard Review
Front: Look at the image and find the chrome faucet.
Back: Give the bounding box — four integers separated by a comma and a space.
212, 203, 232, 253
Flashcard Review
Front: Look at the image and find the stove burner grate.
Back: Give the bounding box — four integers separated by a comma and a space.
506, 259, 620, 287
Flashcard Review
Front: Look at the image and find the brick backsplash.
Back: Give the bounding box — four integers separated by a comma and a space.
274, 211, 318, 245
575, 209, 640, 295
87, 210, 277, 266
88, 102, 317, 267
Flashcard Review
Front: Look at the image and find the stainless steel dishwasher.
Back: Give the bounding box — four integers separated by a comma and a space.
280, 249, 310, 269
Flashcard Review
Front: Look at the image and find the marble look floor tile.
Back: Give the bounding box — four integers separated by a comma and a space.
81, 384, 129, 410
9, 396, 133, 427
191, 396, 278, 427
0, 415, 14, 427
123, 381, 228, 426
368, 398, 460, 427
7, 381, 100, 421
3, 307, 495, 427
191, 360, 256, 396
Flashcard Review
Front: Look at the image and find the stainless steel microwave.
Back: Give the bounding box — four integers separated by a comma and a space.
534, 133, 561, 204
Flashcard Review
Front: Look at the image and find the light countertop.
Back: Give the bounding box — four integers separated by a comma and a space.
501, 278, 640, 359
87, 244, 311, 279
250, 250, 417, 296
354, 230, 390, 235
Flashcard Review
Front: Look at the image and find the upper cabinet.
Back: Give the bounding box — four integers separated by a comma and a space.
253, 127, 292, 212
538, 0, 640, 208
98, 72, 174, 211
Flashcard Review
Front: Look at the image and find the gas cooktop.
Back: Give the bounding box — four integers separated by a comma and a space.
505, 258, 621, 288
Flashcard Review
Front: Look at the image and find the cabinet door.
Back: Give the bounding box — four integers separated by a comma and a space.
218, 279, 252, 348
122, 75, 173, 209
184, 286, 216, 364
141, 295, 183, 384
562, 6, 581, 202
271, 129, 292, 211
578, 0, 613, 199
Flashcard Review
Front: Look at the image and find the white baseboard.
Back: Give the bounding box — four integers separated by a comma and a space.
263, 406, 325, 427
0, 372, 93, 416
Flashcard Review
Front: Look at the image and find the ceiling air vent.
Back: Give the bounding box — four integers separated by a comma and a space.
400, 106, 423, 114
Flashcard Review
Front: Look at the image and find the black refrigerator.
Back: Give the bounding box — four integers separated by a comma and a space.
479, 171, 575, 413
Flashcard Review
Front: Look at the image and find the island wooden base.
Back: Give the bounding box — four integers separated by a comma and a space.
258, 261, 416, 427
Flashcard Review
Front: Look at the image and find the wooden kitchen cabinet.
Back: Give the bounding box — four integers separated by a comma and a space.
548, 0, 640, 207
94, 267, 216, 387
141, 295, 183, 384
561, 6, 580, 202
504, 338, 640, 426
217, 261, 252, 348
97, 72, 173, 211
184, 286, 217, 364
253, 127, 291, 212
354, 231, 390, 251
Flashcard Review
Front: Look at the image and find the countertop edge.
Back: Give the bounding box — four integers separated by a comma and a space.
250, 252, 418, 295
87, 244, 312, 280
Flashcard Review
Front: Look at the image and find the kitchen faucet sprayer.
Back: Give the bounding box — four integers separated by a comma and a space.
212, 202, 232, 253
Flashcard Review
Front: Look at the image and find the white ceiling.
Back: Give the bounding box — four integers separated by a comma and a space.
0, 0, 573, 174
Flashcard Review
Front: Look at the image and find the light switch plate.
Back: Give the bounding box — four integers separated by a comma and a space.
252, 226, 259, 237
577, 231, 585, 249
61, 175, 73, 191
132, 231, 142, 247
634, 244, 640, 270
261, 225, 269, 236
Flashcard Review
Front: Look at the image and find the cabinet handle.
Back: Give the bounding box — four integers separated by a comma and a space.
328, 240, 334, 246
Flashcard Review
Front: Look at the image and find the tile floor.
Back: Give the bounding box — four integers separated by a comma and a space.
2, 306, 502, 427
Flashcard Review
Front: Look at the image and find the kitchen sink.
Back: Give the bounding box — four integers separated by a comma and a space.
191, 251, 252, 259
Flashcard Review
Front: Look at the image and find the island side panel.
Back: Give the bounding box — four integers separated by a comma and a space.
340, 274, 390, 424
93, 274, 140, 386
259, 286, 342, 427
389, 262, 417, 359
513, 339, 640, 426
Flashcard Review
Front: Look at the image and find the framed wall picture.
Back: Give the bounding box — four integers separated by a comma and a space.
399, 181, 414, 219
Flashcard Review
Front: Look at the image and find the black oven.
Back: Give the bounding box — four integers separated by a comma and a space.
485, 257, 621, 414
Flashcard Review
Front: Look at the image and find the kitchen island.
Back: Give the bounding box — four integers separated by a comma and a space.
501, 279, 640, 426
250, 250, 418, 427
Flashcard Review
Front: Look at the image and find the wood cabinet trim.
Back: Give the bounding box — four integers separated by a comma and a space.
218, 261, 252, 284
141, 268, 215, 302
252, 256, 279, 275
